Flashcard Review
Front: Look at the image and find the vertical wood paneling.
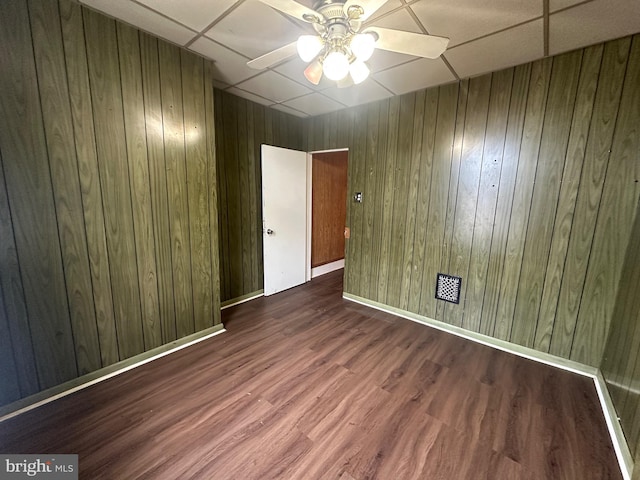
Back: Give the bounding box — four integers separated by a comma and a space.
84, 8, 145, 360
534, 45, 603, 352
399, 91, 426, 311
436, 80, 469, 322
0, 0, 77, 388
182, 50, 214, 332
510, 50, 582, 348
214, 90, 305, 302
59, 0, 119, 366
0, 152, 38, 398
205, 62, 222, 326
463, 68, 513, 333
572, 36, 640, 365
117, 23, 162, 351
0, 0, 221, 408
443, 75, 492, 327
158, 41, 195, 339
376, 97, 400, 304
140, 32, 177, 344
30, 0, 101, 375
479, 64, 530, 336
359, 103, 381, 300
493, 58, 552, 341
306, 34, 640, 370
408, 88, 439, 314
550, 38, 631, 359
420, 83, 459, 319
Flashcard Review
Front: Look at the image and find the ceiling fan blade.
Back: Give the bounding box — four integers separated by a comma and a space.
344, 0, 389, 21
257, 0, 320, 23
367, 27, 449, 59
247, 42, 298, 70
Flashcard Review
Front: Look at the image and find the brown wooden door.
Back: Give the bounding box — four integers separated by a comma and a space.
311, 151, 348, 268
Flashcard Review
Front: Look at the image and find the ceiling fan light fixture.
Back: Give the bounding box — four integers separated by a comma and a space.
303, 60, 323, 85
323, 50, 350, 81
297, 35, 324, 63
349, 60, 370, 84
350, 32, 376, 61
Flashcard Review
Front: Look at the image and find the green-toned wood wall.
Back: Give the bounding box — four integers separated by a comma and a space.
214, 90, 305, 302
0, 0, 221, 408
308, 34, 640, 368
602, 200, 640, 466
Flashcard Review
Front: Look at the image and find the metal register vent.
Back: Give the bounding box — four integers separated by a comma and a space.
435, 273, 462, 304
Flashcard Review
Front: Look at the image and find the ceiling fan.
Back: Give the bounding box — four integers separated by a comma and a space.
247, 0, 450, 86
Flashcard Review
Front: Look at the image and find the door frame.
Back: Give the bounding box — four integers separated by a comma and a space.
307, 147, 349, 279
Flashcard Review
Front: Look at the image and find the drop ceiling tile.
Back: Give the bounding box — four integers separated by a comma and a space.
275, 58, 336, 91
271, 104, 308, 118
213, 79, 230, 90
80, 0, 195, 46
445, 19, 543, 79
282, 93, 346, 116
549, 0, 585, 13
366, 5, 422, 33
367, 49, 417, 73
321, 80, 393, 107
236, 71, 313, 103
374, 57, 455, 95
189, 37, 256, 85
411, 0, 542, 47
365, 0, 403, 24
136, 0, 238, 32
549, 0, 640, 55
204, 0, 306, 59
226, 87, 274, 106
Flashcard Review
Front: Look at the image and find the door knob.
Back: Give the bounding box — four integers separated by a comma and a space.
266, 229, 274, 235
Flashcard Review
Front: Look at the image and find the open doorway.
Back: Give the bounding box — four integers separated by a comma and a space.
310, 150, 348, 278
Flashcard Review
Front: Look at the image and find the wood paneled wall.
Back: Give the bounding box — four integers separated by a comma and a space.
0, 0, 221, 408
308, 34, 640, 367
214, 90, 305, 302
602, 201, 640, 464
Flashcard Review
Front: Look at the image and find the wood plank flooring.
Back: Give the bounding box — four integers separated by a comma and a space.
0, 270, 621, 479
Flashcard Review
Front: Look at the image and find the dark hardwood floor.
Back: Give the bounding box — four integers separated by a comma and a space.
0, 270, 621, 479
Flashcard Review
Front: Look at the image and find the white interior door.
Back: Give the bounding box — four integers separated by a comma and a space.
262, 145, 309, 296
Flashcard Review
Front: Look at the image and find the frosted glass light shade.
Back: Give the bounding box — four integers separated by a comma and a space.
304, 60, 323, 85
297, 35, 323, 63
349, 60, 370, 84
323, 51, 350, 81
350, 33, 376, 61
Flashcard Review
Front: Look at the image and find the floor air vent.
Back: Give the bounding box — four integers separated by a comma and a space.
435, 273, 462, 304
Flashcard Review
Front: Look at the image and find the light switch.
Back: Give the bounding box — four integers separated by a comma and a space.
354, 192, 362, 203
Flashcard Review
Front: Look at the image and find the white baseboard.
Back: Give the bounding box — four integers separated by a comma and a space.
312, 259, 344, 278
221, 290, 264, 310
0, 325, 226, 424
343, 292, 633, 480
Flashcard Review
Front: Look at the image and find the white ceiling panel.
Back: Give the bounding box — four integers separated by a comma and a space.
136, 0, 238, 32
367, 6, 423, 33
282, 93, 346, 116
270, 103, 308, 117
236, 71, 313, 103
81, 0, 640, 118
549, 0, 640, 55
549, 0, 585, 13
80, 0, 195, 45
374, 57, 456, 95
321, 80, 393, 107
189, 37, 256, 85
226, 87, 275, 106
411, 0, 542, 47
445, 19, 543, 79
204, 0, 306, 59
